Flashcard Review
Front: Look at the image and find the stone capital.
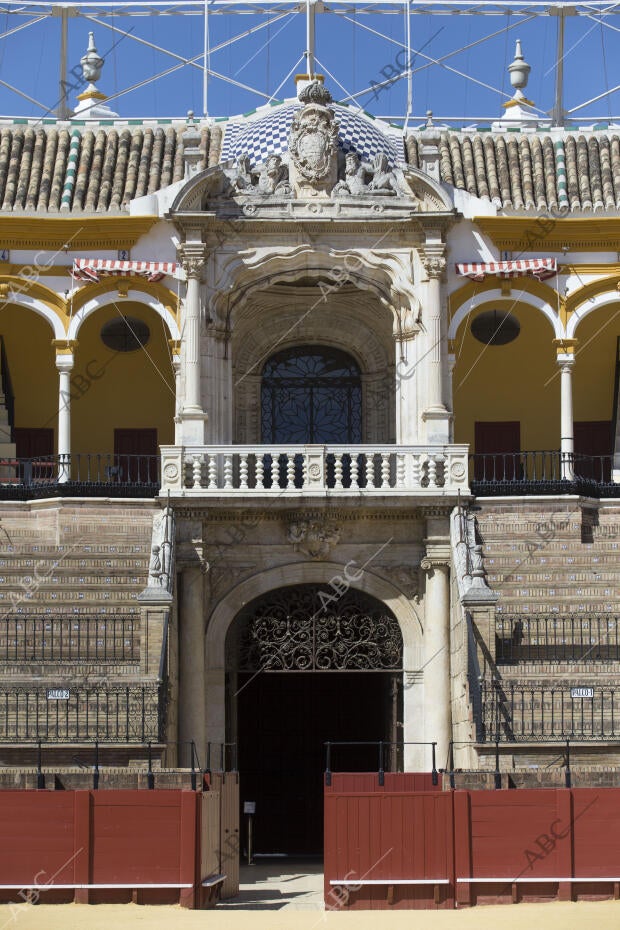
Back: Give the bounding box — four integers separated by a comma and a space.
421, 249, 446, 280
179, 245, 207, 280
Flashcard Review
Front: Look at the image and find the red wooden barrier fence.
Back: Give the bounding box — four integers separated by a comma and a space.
325, 779, 620, 910
0, 790, 205, 908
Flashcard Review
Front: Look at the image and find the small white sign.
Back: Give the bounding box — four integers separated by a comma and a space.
571, 687, 594, 699
46, 688, 70, 701
243, 801, 256, 815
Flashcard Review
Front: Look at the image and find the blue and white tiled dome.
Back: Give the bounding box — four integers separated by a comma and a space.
220, 100, 404, 168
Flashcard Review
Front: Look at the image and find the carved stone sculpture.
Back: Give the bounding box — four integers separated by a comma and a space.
255, 154, 291, 196
287, 518, 340, 559
288, 80, 339, 197
332, 152, 369, 197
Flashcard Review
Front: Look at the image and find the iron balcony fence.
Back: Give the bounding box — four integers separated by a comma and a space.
0, 684, 165, 743
469, 451, 616, 496
480, 683, 620, 742
0, 616, 139, 663
496, 616, 620, 664
0, 454, 160, 500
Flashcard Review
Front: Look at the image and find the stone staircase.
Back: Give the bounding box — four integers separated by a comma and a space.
0, 500, 168, 759
473, 498, 620, 748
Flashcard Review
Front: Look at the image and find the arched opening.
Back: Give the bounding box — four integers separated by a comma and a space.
261, 346, 362, 443
225, 583, 403, 856
0, 305, 57, 457
453, 300, 558, 479
72, 301, 175, 471
571, 301, 620, 479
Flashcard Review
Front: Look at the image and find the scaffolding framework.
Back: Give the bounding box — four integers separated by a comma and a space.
0, 1, 618, 123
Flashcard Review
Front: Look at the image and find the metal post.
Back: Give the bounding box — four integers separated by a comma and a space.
57, 6, 69, 120
565, 738, 572, 788
325, 741, 331, 787
306, 0, 316, 78
190, 740, 197, 791
494, 740, 501, 789
147, 741, 154, 790
378, 740, 385, 787
205, 741, 211, 776
431, 741, 438, 786
203, 0, 209, 116
448, 740, 455, 790
550, 5, 576, 127
93, 740, 99, 791
404, 0, 412, 126
37, 740, 45, 790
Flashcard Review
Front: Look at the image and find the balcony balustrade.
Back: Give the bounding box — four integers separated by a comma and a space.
159, 444, 471, 496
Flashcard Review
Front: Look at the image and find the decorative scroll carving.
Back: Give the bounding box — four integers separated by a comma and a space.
233, 586, 403, 671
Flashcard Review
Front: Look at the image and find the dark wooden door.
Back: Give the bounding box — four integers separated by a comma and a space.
474, 421, 520, 481
13, 427, 54, 458
237, 671, 391, 856
574, 420, 612, 481
113, 428, 158, 482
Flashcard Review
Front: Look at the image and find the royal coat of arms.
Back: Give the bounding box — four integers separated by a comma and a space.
288, 80, 339, 193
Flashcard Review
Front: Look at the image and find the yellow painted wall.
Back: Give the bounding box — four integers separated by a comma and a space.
453, 300, 560, 451
72, 301, 175, 455
0, 304, 57, 436
572, 302, 620, 422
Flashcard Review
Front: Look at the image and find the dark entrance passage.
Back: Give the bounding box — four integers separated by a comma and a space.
227, 584, 403, 857
236, 671, 395, 855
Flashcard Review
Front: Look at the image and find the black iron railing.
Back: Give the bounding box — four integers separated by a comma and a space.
469, 450, 616, 496
480, 682, 620, 742
0, 453, 160, 499
0, 684, 165, 743
0, 616, 139, 663
496, 616, 620, 664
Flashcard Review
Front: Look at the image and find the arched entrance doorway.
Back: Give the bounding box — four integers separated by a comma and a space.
225, 584, 403, 856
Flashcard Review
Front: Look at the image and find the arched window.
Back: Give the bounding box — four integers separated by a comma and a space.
261, 346, 362, 443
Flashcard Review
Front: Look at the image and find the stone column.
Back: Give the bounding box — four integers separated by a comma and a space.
169, 339, 182, 445
421, 519, 452, 770
179, 246, 207, 445
421, 247, 451, 444
394, 306, 420, 444
558, 352, 575, 480
179, 564, 206, 768
54, 342, 76, 483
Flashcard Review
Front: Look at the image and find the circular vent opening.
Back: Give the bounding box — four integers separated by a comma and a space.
471, 310, 520, 346
100, 317, 150, 353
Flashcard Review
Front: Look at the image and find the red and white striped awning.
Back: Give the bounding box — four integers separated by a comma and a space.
72, 259, 177, 283
455, 258, 557, 282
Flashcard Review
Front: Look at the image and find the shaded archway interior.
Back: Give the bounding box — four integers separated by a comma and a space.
225, 584, 404, 856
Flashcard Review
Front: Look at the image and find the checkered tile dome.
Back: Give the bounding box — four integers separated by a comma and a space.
220, 101, 404, 167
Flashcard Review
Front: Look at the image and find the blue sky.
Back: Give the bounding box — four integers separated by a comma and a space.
0, 5, 618, 124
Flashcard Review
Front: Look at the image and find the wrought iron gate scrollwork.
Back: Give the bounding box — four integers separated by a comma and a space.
233, 586, 402, 672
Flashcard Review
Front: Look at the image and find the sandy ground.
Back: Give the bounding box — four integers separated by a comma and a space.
2, 864, 619, 929
2, 899, 620, 930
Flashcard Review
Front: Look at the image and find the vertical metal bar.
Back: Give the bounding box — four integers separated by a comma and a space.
203, 0, 209, 116
494, 740, 501, 789
190, 740, 197, 791
306, 0, 315, 77
431, 742, 438, 786
565, 739, 571, 788
147, 741, 154, 789
93, 740, 100, 790
404, 0, 412, 126
325, 741, 332, 787
37, 739, 45, 790
57, 7, 69, 120
448, 741, 455, 790
378, 740, 384, 786
552, 6, 565, 127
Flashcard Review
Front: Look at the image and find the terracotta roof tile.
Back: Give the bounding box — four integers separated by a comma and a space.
0, 121, 220, 213
427, 130, 620, 213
